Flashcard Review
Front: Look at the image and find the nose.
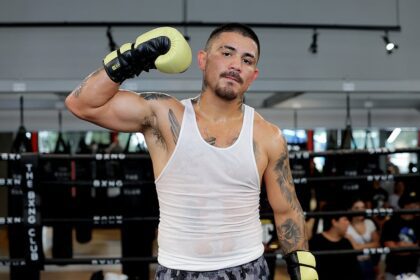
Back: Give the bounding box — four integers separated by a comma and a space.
228, 55, 242, 71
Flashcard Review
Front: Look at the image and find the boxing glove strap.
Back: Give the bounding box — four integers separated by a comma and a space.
284, 250, 318, 280
103, 36, 170, 84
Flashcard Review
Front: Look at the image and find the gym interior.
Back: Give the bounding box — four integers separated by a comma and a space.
0, 1, 419, 279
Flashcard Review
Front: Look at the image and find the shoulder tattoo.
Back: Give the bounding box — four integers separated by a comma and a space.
140, 92, 172, 100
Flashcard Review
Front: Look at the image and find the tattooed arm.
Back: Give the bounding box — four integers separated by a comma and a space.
262, 126, 307, 255
65, 68, 176, 134
262, 126, 318, 279
66, 68, 150, 132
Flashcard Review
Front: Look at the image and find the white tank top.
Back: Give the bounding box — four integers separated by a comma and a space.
155, 99, 263, 271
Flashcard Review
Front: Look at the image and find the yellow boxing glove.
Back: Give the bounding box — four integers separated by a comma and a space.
103, 27, 192, 83
284, 250, 319, 280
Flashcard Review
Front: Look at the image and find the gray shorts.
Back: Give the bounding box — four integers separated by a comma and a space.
155, 255, 270, 280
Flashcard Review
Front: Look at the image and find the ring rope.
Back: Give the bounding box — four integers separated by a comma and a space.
0, 247, 418, 267
1, 146, 420, 162
1, 172, 418, 188
289, 147, 420, 159
1, 209, 418, 226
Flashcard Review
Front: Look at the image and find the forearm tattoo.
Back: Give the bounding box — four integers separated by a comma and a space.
277, 218, 302, 254
73, 68, 101, 98
141, 92, 172, 100
168, 109, 180, 144
274, 141, 308, 253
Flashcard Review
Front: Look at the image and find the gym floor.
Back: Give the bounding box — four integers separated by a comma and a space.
0, 228, 290, 280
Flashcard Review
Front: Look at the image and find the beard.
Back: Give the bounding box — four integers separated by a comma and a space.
214, 71, 244, 101
215, 84, 238, 101
202, 70, 244, 101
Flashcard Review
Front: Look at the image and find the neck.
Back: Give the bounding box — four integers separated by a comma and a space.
195, 91, 244, 122
352, 217, 364, 224
322, 229, 342, 242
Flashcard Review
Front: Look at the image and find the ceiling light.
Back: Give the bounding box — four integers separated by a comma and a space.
106, 26, 117, 51
382, 31, 398, 54
309, 29, 318, 54
387, 128, 401, 143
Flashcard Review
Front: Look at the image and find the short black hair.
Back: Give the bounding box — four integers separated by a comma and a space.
322, 202, 348, 231
205, 23, 260, 60
399, 191, 419, 208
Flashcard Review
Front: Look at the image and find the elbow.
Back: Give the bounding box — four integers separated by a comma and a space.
65, 93, 80, 117
65, 92, 91, 120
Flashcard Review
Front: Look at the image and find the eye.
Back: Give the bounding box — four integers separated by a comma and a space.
243, 58, 252, 65
222, 51, 231, 57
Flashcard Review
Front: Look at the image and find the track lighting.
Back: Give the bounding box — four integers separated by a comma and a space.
382, 31, 398, 54
106, 26, 117, 51
309, 29, 318, 54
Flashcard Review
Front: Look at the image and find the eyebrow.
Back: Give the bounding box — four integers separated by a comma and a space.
219, 45, 256, 60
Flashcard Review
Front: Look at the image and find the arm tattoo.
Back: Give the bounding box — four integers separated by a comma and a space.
277, 218, 302, 255
274, 153, 300, 211
73, 68, 101, 98
141, 92, 172, 100
168, 109, 180, 144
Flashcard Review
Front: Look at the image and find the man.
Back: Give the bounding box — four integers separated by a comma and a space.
381, 191, 419, 280
66, 23, 318, 280
309, 203, 363, 280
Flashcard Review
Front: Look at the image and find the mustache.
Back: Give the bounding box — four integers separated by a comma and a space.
220, 71, 243, 84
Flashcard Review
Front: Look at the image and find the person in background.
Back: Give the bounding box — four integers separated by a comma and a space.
366, 179, 390, 232
309, 203, 363, 280
388, 180, 406, 210
381, 191, 419, 280
345, 198, 380, 280
367, 179, 389, 210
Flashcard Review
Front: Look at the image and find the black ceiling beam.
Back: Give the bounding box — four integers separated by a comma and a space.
0, 21, 401, 32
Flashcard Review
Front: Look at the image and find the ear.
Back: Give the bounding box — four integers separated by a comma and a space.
250, 67, 259, 83
197, 50, 207, 71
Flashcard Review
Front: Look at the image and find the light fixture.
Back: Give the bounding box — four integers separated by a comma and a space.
382, 31, 398, 54
106, 26, 117, 51
387, 128, 401, 143
308, 29, 318, 54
